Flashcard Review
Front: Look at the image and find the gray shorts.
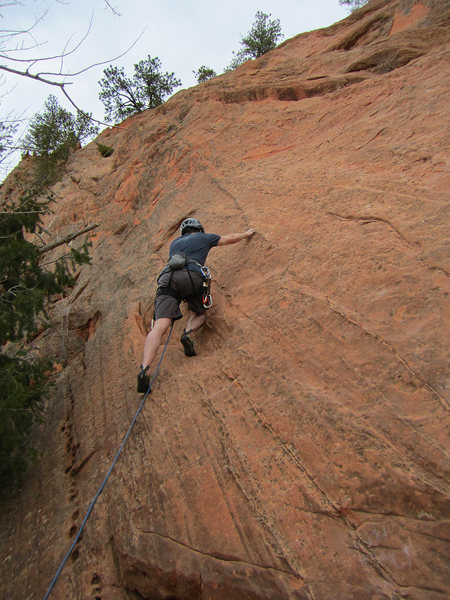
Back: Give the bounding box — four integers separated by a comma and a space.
154, 269, 207, 321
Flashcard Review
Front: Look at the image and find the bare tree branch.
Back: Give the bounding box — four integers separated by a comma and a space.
38, 223, 99, 254
0, 7, 48, 47
103, 1, 121, 17
0, 1, 147, 178
0, 13, 92, 65
0, 63, 73, 87
36, 27, 146, 79
59, 85, 139, 132
0, 26, 146, 83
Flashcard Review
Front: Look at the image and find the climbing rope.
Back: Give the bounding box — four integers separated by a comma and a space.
43, 322, 174, 600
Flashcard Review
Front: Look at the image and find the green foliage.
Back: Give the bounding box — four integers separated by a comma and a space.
0, 119, 18, 167
228, 11, 283, 70
339, 0, 369, 11
0, 352, 49, 487
24, 95, 98, 185
0, 191, 91, 488
193, 66, 217, 83
96, 142, 114, 158
98, 55, 182, 124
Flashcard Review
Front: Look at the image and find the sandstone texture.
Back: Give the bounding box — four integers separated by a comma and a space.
0, 1, 449, 599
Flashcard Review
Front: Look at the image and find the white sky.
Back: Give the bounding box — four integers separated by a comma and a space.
1, 0, 351, 176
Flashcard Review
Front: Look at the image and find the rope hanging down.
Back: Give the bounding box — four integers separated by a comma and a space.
43, 322, 174, 600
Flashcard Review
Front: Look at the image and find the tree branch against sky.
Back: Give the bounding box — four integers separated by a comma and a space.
0, 4, 145, 104
0, 0, 144, 177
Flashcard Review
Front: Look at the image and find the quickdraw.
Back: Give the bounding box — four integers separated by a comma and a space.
201, 266, 213, 308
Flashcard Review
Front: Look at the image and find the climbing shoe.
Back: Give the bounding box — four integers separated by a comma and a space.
180, 330, 196, 356
137, 365, 150, 393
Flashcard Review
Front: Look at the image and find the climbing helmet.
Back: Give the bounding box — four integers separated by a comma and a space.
180, 218, 204, 236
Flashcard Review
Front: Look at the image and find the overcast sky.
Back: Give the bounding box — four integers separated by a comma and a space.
2, 0, 351, 176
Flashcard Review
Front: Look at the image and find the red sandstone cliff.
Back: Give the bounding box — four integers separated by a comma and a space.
0, 1, 449, 598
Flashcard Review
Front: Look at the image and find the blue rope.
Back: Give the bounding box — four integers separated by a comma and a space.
43, 322, 174, 599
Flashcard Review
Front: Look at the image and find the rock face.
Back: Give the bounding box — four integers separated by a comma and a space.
1, 1, 449, 598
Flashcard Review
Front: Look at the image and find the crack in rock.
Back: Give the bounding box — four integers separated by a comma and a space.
327, 211, 415, 247
137, 528, 301, 579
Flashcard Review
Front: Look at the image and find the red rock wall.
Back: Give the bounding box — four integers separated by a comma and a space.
1, 1, 449, 599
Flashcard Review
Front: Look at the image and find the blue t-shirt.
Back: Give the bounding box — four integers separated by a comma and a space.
169, 232, 221, 272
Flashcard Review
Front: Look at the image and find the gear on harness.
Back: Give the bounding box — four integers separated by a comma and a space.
200, 266, 213, 308
167, 252, 187, 270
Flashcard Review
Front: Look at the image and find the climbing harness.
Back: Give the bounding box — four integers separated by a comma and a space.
43, 322, 174, 600
156, 260, 213, 309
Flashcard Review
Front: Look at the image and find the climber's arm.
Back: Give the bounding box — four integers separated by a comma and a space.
217, 228, 255, 246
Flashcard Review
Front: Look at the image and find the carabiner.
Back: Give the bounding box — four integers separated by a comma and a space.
203, 294, 213, 308
200, 265, 211, 279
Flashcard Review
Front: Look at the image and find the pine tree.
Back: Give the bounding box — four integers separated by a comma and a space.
99, 56, 182, 124
193, 66, 217, 83
24, 95, 98, 185
339, 0, 369, 11
0, 192, 91, 488
228, 11, 283, 70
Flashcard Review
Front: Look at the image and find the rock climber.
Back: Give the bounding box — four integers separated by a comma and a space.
137, 217, 255, 393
